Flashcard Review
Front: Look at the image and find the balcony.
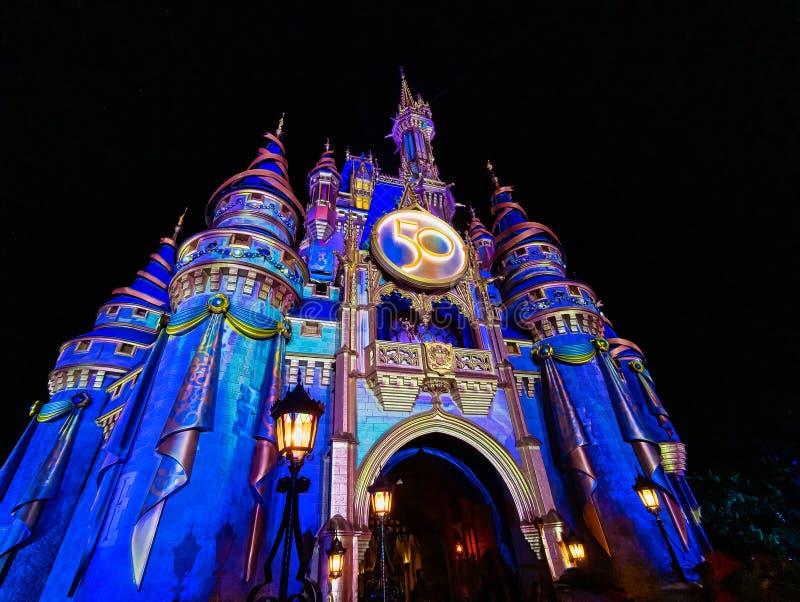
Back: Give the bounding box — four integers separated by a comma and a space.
365, 341, 498, 414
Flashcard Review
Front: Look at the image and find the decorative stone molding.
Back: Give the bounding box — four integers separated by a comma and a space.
519, 521, 545, 560
365, 341, 498, 414
659, 441, 687, 473
95, 404, 125, 440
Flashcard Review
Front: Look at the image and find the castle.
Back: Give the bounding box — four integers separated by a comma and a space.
0, 72, 711, 601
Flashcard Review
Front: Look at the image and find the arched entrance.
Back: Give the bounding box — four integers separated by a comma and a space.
355, 410, 551, 601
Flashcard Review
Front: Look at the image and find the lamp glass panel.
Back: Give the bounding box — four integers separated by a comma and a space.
328, 551, 344, 579
568, 542, 585, 560
371, 490, 391, 516
636, 486, 660, 512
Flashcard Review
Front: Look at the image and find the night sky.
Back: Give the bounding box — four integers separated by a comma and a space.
2, 3, 797, 472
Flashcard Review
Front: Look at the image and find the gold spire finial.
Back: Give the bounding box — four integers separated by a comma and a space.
275, 112, 285, 139
469, 205, 476, 220
324, 138, 330, 152
487, 160, 499, 190
173, 206, 188, 240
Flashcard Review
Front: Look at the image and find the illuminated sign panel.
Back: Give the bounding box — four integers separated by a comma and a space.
370, 209, 467, 290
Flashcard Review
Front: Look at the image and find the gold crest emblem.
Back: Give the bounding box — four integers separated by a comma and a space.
423, 342, 454, 375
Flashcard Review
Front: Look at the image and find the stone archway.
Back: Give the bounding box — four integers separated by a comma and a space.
354, 407, 543, 532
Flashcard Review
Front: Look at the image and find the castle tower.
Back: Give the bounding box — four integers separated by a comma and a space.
35, 123, 309, 601
389, 69, 455, 222
306, 142, 341, 242
0, 229, 177, 601
299, 142, 343, 283
466, 205, 495, 272
488, 163, 710, 596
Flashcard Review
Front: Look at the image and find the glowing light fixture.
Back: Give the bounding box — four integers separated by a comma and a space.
326, 536, 346, 581
633, 474, 661, 515
248, 372, 326, 602
368, 473, 394, 602
270, 374, 325, 462
563, 531, 585, 563
368, 473, 393, 518
633, 474, 687, 582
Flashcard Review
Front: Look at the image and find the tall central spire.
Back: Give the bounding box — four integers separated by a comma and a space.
399, 66, 415, 110
389, 68, 441, 183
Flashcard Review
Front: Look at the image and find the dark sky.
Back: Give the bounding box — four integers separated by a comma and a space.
2, 3, 797, 471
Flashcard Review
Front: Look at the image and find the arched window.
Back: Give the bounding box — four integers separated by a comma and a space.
403, 130, 416, 161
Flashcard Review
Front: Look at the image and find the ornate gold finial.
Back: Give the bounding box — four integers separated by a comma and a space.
275, 112, 285, 139
324, 138, 330, 152
469, 205, 476, 220
173, 206, 188, 240
487, 160, 499, 190
29, 400, 42, 417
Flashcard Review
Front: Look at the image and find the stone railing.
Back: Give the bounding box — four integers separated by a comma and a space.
370, 341, 423, 370
366, 341, 498, 414
453, 348, 493, 372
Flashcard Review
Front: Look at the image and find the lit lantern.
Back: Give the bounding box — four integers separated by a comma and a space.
454, 542, 464, 559
633, 474, 661, 515
270, 374, 325, 462
326, 536, 346, 581
368, 473, 393, 518
563, 531, 585, 563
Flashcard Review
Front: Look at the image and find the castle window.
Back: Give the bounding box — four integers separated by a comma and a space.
567, 285, 580, 296
133, 308, 148, 318
506, 342, 522, 356
107, 305, 120, 316
301, 321, 322, 337
75, 340, 92, 353
531, 289, 545, 300
403, 131, 416, 160
514, 248, 526, 258
314, 283, 329, 297
353, 175, 372, 210
541, 245, 551, 253
115, 343, 136, 357
230, 233, 252, 248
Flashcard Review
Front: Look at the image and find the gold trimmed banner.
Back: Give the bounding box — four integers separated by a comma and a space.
165, 294, 291, 341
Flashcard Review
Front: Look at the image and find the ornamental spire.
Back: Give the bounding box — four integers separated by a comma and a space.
487, 160, 500, 191
275, 112, 285, 139
172, 206, 188, 242
399, 66, 414, 110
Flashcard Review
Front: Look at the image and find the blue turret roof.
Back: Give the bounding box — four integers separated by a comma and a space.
109, 239, 175, 310
205, 131, 304, 227
307, 147, 341, 185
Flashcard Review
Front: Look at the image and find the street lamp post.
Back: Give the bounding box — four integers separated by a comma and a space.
247, 376, 325, 602
633, 474, 687, 583
368, 473, 394, 602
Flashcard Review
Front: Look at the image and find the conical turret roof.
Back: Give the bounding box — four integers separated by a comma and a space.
205, 124, 304, 227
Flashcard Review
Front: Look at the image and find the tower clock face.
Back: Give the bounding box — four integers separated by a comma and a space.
370, 209, 467, 290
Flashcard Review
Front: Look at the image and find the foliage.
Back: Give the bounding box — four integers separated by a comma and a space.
689, 452, 800, 599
